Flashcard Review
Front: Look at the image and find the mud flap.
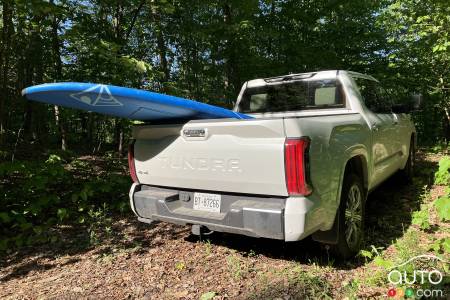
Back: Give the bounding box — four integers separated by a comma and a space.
311, 211, 339, 244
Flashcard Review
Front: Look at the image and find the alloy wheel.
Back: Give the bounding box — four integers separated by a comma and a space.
344, 184, 363, 250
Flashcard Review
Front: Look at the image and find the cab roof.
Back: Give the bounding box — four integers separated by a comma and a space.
246, 70, 378, 88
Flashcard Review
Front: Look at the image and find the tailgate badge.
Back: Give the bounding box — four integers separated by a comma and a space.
182, 128, 207, 138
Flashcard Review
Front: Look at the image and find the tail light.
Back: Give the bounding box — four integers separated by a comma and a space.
284, 137, 312, 196
128, 140, 139, 183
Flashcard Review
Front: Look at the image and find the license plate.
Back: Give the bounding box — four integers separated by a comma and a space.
193, 192, 221, 213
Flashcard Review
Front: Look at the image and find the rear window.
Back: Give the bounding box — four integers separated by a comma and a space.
238, 79, 345, 113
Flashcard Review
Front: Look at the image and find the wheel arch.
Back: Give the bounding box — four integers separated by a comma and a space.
344, 155, 368, 192
400, 132, 416, 170
312, 153, 368, 244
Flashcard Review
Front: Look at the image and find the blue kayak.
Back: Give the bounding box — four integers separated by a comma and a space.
22, 82, 251, 121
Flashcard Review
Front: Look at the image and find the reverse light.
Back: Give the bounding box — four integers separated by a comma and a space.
128, 140, 139, 183
284, 137, 312, 196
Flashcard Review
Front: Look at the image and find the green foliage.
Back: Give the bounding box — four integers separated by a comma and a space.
341, 279, 360, 299
442, 238, 450, 253
358, 245, 384, 262
394, 230, 424, 261
1, 0, 449, 147
429, 238, 450, 255
87, 203, 114, 245
227, 255, 243, 279
57, 208, 68, 222
432, 156, 450, 221
430, 143, 447, 154
203, 239, 212, 257
248, 249, 256, 257
434, 156, 450, 185
380, 0, 450, 143
411, 206, 430, 230
0, 154, 130, 252
175, 261, 186, 271
200, 291, 216, 300
434, 196, 450, 221
373, 256, 394, 270
358, 249, 372, 260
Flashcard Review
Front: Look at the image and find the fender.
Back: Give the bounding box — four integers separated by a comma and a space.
312, 146, 369, 244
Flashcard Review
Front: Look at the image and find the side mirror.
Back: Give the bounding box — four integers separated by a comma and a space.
392, 103, 411, 114
393, 94, 424, 113
411, 94, 423, 110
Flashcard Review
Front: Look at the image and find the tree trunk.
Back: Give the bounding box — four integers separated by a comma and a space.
118, 128, 124, 158
223, 3, 240, 96
0, 2, 5, 138
124, 0, 146, 42
23, 15, 44, 140
0, 1, 13, 139
151, 4, 170, 86
87, 115, 94, 148
35, 22, 45, 141
50, 0, 67, 150
54, 105, 67, 150
268, 0, 276, 56
95, 121, 104, 153
51, 1, 62, 79
114, 119, 124, 157
23, 57, 35, 139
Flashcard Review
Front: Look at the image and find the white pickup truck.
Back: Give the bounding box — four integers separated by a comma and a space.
127, 70, 417, 258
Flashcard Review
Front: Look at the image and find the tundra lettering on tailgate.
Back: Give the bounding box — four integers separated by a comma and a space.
158, 157, 242, 173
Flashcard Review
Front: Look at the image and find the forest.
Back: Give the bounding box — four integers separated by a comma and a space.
0, 0, 449, 151
0, 1, 449, 299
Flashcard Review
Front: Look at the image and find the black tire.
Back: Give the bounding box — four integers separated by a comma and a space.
332, 173, 366, 259
399, 138, 415, 184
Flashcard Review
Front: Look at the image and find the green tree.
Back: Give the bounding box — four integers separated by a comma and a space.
381, 0, 450, 142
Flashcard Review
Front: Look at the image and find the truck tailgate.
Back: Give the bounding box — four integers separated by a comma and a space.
132, 119, 288, 196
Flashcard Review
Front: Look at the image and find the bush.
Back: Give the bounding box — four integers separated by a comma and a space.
433, 157, 450, 222
434, 156, 450, 185
0, 154, 130, 252
434, 195, 450, 221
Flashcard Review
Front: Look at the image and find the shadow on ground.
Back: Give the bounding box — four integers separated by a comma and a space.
0, 219, 189, 283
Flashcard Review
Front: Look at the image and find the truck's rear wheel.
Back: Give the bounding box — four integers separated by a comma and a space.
333, 173, 365, 259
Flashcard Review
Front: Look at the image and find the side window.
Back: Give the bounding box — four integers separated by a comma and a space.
354, 78, 391, 113
314, 87, 336, 105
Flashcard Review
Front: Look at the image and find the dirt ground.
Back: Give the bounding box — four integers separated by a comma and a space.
0, 152, 448, 299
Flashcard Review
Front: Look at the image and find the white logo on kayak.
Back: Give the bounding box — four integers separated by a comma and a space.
70, 84, 123, 106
